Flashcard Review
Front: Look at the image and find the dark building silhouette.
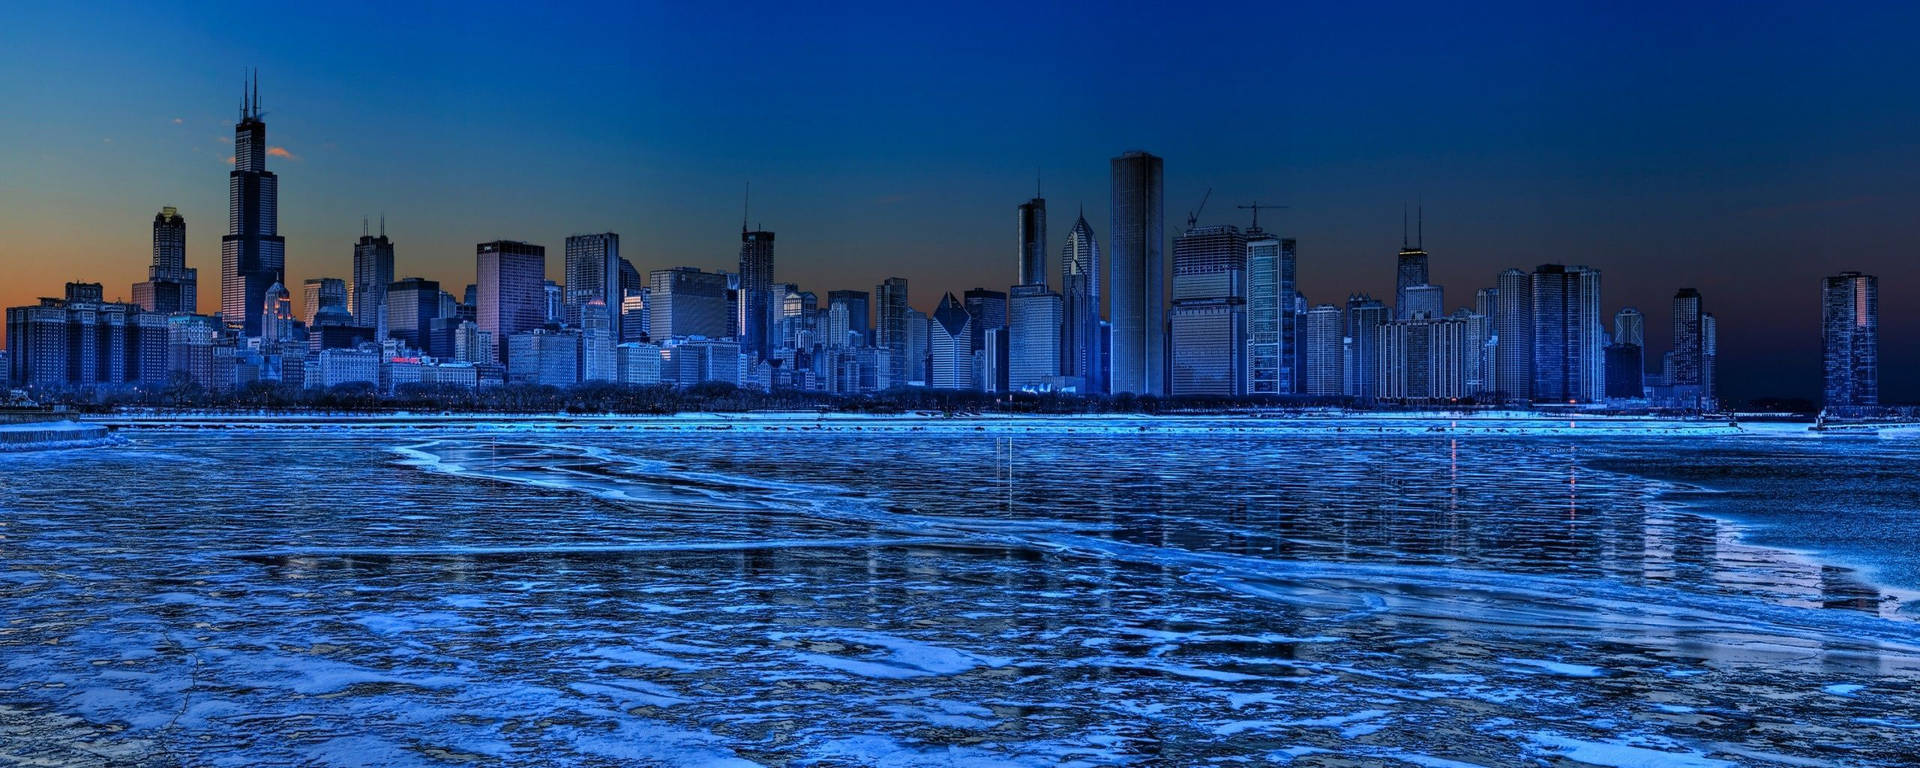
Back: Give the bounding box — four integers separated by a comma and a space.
219, 71, 285, 336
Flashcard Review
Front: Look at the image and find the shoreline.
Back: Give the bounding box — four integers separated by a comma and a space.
83, 410, 1796, 437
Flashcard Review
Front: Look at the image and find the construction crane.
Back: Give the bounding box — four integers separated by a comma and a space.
1236, 201, 1289, 231
1186, 187, 1212, 230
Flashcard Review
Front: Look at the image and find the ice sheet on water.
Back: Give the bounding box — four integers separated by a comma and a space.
5, 429, 1920, 764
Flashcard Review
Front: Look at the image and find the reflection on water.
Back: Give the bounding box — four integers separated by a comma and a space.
0, 429, 1917, 765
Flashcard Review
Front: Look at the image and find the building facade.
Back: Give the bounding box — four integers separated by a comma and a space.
219, 74, 286, 337
564, 233, 623, 339
1059, 212, 1102, 392
132, 206, 197, 314
1108, 151, 1165, 395
1247, 237, 1297, 396
476, 240, 546, 363
1822, 271, 1877, 408
1169, 224, 1248, 396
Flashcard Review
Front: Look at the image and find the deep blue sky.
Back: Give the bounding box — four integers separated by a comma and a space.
1, 1, 1915, 403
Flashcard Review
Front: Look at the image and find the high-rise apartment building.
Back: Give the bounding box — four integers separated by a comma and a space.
1822, 271, 1877, 408
1529, 264, 1604, 403
1304, 303, 1344, 396
1493, 269, 1533, 401
1247, 237, 1297, 396
1377, 313, 1470, 402
1343, 294, 1388, 402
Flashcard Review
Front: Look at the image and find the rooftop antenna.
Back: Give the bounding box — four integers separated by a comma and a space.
362, 216, 369, 237
1236, 201, 1289, 230
742, 181, 750, 235
1036, 168, 1042, 199
379, 212, 386, 238
1401, 203, 1409, 249
240, 69, 249, 120
252, 68, 259, 118
1417, 203, 1424, 250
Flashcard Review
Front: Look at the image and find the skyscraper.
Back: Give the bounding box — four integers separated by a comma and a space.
565, 233, 623, 339
1017, 197, 1047, 287
647, 267, 731, 340
1669, 289, 1704, 400
1473, 287, 1499, 397
1401, 284, 1444, 320
738, 228, 776, 360
1615, 307, 1645, 346
132, 206, 196, 314
1247, 237, 1298, 396
302, 278, 347, 328
1304, 303, 1344, 396
219, 72, 285, 337
386, 278, 442, 352
826, 290, 871, 348
1343, 294, 1388, 402
476, 240, 546, 363
1822, 271, 1878, 408
1169, 224, 1248, 396
929, 293, 975, 389
351, 221, 395, 328
1606, 307, 1646, 400
1109, 151, 1165, 395
964, 288, 1008, 391
1008, 284, 1062, 390
1377, 313, 1470, 402
1702, 312, 1718, 409
1529, 264, 1604, 403
1493, 269, 1533, 401
1059, 211, 1103, 392
875, 277, 909, 385
905, 307, 929, 386
1394, 215, 1429, 320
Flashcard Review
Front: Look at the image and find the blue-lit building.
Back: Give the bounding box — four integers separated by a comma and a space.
1822, 271, 1878, 408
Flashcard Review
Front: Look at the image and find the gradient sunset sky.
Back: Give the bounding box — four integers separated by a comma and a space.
1, 1, 1915, 402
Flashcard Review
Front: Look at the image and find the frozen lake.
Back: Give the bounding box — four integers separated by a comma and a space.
2, 423, 1918, 765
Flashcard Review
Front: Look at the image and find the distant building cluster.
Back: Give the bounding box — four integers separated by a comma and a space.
0, 81, 1887, 411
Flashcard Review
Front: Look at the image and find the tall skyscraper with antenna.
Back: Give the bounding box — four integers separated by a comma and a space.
351, 216, 395, 329
1394, 206, 1431, 320
1017, 194, 1047, 287
738, 185, 776, 360
219, 70, 285, 336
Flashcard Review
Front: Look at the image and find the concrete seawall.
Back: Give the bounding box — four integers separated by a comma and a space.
0, 421, 116, 451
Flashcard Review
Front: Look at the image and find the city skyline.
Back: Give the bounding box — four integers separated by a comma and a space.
2, 3, 1916, 402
